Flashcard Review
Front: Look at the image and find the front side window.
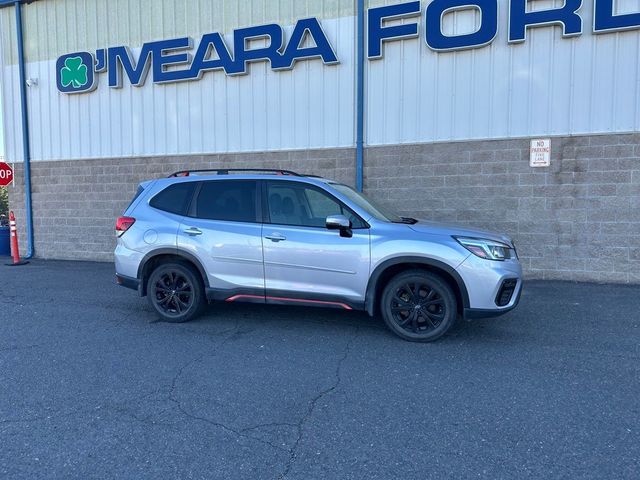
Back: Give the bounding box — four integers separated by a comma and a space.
149, 182, 196, 216
194, 180, 257, 223
266, 182, 365, 228
329, 183, 404, 223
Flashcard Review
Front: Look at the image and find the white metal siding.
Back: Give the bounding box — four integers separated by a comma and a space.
366, 0, 640, 145
0, 0, 356, 162
0, 11, 23, 164
2, 0, 640, 163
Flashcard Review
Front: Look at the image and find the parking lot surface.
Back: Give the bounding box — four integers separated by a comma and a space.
0, 260, 639, 479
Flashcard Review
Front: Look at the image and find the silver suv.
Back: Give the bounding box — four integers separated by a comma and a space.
115, 169, 522, 342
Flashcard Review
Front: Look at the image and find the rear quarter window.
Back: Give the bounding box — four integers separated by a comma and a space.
124, 185, 145, 213
149, 182, 196, 216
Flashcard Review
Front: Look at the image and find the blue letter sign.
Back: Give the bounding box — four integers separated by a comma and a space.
190, 33, 236, 77
509, 0, 583, 42
594, 0, 640, 33
58, 17, 340, 94
152, 37, 193, 84
425, 0, 498, 51
108, 45, 153, 88
277, 17, 339, 69
367, 1, 421, 59
228, 24, 284, 75
56, 5, 640, 95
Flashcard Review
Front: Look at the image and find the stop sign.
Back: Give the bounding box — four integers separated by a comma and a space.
0, 162, 13, 187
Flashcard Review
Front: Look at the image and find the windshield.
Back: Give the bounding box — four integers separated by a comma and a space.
330, 183, 406, 223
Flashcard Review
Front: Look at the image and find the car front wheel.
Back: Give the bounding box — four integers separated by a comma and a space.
147, 262, 205, 323
380, 270, 457, 342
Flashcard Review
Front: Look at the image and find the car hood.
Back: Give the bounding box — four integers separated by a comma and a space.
408, 220, 514, 246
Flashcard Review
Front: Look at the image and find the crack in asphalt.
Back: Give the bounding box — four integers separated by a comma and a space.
278, 327, 360, 479
1, 299, 362, 476
163, 319, 291, 454
240, 421, 299, 433
172, 403, 289, 453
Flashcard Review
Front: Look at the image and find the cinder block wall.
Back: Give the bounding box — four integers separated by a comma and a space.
8, 149, 356, 262
8, 134, 640, 283
364, 135, 640, 283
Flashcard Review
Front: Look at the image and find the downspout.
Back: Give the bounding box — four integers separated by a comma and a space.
355, 0, 365, 192
14, 0, 34, 258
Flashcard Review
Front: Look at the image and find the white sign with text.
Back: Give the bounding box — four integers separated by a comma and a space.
530, 139, 551, 167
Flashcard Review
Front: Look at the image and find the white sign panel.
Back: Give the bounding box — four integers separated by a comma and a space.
530, 139, 551, 167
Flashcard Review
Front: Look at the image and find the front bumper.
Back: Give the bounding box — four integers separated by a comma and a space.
464, 283, 522, 319
456, 253, 523, 320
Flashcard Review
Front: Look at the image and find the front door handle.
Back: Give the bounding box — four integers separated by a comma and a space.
265, 233, 286, 242
184, 227, 203, 236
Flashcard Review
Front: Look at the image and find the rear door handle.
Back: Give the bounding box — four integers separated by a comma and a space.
184, 227, 203, 236
265, 233, 286, 242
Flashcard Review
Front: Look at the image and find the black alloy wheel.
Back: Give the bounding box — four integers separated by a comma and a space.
381, 270, 457, 342
147, 263, 205, 323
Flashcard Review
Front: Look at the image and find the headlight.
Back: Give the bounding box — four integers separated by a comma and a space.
454, 237, 515, 261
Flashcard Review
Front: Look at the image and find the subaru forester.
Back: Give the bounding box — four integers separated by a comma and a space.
115, 169, 522, 342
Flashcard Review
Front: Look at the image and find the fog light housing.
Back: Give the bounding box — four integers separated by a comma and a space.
496, 279, 518, 307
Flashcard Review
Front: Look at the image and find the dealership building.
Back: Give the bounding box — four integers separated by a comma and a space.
1, 0, 639, 282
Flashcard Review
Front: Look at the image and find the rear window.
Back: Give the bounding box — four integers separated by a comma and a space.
125, 185, 145, 213
195, 180, 257, 223
149, 182, 196, 216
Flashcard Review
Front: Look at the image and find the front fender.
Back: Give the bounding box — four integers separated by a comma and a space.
364, 256, 470, 316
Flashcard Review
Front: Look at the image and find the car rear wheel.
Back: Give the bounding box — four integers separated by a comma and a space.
380, 270, 457, 342
147, 262, 205, 323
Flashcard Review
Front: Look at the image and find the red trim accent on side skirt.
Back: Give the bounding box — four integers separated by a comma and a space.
225, 294, 353, 310
225, 295, 265, 302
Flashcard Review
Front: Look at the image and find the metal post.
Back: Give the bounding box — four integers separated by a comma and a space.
356, 0, 365, 192
14, 0, 34, 258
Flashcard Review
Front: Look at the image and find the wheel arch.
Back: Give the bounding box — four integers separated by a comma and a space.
365, 257, 469, 317
137, 248, 209, 296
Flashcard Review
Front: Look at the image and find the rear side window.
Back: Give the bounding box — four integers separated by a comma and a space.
149, 182, 196, 216
195, 181, 257, 223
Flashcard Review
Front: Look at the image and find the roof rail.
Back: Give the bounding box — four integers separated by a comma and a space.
168, 168, 302, 178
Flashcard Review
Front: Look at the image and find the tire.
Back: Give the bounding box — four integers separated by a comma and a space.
146, 262, 205, 323
380, 270, 457, 342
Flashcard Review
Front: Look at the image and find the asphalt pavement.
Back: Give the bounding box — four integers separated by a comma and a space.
0, 260, 639, 479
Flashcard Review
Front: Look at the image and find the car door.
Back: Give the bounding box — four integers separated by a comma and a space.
262, 180, 370, 309
177, 179, 265, 301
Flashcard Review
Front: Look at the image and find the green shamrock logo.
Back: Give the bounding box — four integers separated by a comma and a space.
60, 56, 89, 89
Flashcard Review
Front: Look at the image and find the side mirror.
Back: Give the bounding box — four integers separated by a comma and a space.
326, 215, 352, 238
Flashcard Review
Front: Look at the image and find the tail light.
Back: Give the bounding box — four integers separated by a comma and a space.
116, 216, 136, 237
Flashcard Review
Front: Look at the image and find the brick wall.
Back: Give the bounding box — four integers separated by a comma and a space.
8, 134, 640, 283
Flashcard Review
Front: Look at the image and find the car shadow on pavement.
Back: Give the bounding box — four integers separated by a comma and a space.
159, 300, 518, 345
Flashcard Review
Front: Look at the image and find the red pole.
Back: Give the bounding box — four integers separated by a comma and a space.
6, 211, 28, 266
